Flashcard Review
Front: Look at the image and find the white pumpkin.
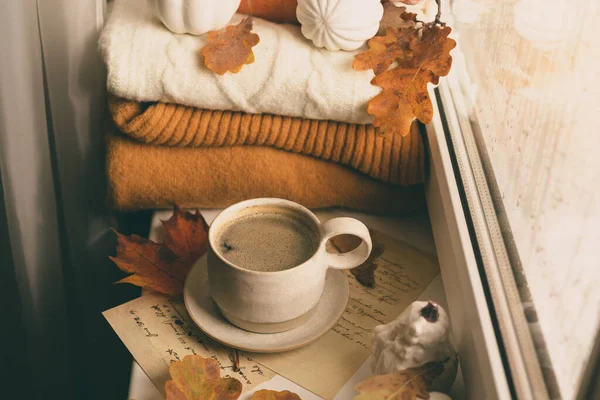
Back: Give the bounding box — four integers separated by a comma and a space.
296, 0, 383, 51
153, 0, 241, 35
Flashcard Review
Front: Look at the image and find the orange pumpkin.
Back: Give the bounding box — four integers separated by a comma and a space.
237, 0, 299, 24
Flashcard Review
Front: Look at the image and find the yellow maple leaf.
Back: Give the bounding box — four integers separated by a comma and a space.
166, 356, 242, 400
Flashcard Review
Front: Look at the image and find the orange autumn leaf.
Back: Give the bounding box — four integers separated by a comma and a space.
407, 26, 456, 77
201, 17, 260, 75
110, 206, 208, 295
378, 3, 416, 36
368, 68, 437, 137
353, 359, 446, 400
166, 355, 242, 400
162, 205, 209, 261
354, 28, 415, 75
250, 389, 302, 400
353, 21, 456, 137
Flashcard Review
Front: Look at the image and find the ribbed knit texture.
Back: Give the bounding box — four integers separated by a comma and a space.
106, 131, 426, 214
109, 97, 426, 186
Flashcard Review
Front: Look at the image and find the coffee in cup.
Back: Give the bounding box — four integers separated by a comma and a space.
213, 206, 319, 273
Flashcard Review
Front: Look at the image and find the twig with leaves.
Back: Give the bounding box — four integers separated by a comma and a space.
355, 0, 456, 137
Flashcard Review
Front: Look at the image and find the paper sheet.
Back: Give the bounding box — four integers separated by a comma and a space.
104, 229, 439, 399
103, 296, 276, 397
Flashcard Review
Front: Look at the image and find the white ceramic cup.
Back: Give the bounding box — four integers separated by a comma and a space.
207, 198, 372, 333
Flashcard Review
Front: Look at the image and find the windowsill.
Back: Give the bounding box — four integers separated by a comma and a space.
127, 208, 464, 399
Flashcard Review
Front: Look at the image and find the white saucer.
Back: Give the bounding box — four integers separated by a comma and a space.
183, 255, 349, 353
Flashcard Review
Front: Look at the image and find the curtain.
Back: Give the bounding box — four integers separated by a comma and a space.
0, 0, 138, 398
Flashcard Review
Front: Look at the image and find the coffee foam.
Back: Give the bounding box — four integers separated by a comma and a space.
214, 206, 319, 272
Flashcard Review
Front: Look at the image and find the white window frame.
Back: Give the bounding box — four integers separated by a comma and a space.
425, 63, 560, 398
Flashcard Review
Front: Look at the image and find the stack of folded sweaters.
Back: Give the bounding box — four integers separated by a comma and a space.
100, 0, 427, 215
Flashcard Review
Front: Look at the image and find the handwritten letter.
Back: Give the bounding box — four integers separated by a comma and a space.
104, 229, 439, 399
103, 295, 274, 396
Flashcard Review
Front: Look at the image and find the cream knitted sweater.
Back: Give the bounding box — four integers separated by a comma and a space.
99, 0, 380, 124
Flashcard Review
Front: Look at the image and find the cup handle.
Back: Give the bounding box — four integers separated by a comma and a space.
321, 217, 372, 270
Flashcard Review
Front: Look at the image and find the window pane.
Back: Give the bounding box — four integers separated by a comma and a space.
450, 0, 600, 398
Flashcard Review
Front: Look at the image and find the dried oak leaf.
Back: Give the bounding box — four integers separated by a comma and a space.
353, 23, 456, 136
368, 68, 438, 137
354, 28, 416, 75
166, 355, 242, 400
354, 359, 446, 400
378, 3, 417, 36
250, 389, 302, 400
200, 17, 260, 75
406, 26, 456, 76
110, 206, 208, 295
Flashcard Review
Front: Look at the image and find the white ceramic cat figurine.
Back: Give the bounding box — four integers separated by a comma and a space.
371, 300, 458, 392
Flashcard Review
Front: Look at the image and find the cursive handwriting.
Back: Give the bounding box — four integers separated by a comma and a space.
166, 348, 181, 364
327, 247, 431, 353
151, 304, 166, 318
